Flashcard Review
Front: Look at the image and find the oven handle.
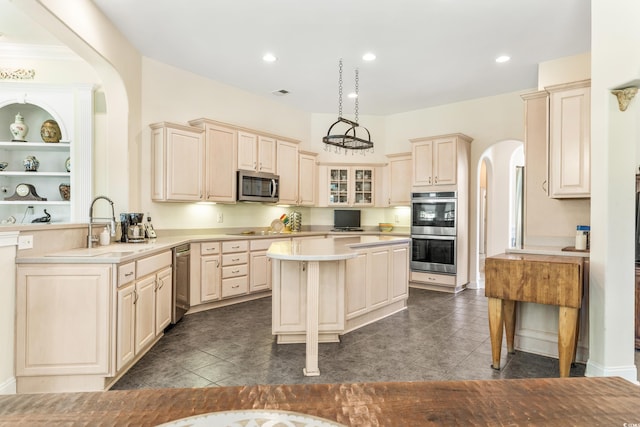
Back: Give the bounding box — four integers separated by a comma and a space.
411, 234, 455, 240
411, 198, 457, 204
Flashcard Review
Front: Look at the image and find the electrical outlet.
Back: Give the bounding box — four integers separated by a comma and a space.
216, 213, 223, 223
18, 235, 33, 250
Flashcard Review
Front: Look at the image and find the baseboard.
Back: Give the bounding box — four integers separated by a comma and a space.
516, 328, 589, 363
0, 376, 16, 395
585, 360, 639, 384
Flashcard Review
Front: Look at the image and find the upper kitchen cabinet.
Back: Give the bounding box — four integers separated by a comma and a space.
151, 122, 204, 202
298, 151, 317, 206
189, 118, 237, 203
410, 133, 472, 192
382, 153, 412, 207
237, 131, 276, 174
0, 83, 93, 224
276, 140, 299, 205
317, 164, 378, 207
547, 80, 591, 198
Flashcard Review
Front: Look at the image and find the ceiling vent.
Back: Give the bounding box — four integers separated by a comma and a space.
272, 89, 290, 96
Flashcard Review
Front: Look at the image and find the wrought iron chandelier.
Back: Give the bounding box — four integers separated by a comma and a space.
323, 59, 373, 153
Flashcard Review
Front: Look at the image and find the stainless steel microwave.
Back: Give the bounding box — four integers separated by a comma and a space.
237, 170, 279, 203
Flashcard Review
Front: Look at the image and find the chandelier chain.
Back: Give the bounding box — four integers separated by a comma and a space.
354, 68, 359, 124
338, 59, 343, 118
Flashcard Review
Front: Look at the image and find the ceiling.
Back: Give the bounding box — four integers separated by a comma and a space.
1, 0, 590, 116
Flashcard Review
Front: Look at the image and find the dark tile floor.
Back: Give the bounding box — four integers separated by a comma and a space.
112, 288, 586, 390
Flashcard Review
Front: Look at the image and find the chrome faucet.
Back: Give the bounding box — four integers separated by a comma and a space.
87, 196, 116, 248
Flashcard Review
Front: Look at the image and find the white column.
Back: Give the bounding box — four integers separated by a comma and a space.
303, 260, 320, 376
0, 232, 18, 394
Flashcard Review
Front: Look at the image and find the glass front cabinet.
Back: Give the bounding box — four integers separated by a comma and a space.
328, 166, 374, 207
0, 83, 93, 224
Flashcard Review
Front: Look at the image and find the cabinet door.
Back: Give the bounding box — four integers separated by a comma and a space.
352, 167, 374, 206
391, 244, 409, 301
166, 126, 203, 201
16, 265, 111, 376
155, 267, 173, 334
345, 253, 367, 319
549, 85, 590, 198
276, 141, 299, 204
201, 255, 221, 302
237, 131, 258, 171
328, 167, 350, 205
387, 154, 412, 206
250, 250, 271, 292
412, 140, 434, 186
368, 248, 390, 310
116, 283, 136, 372
298, 152, 317, 206
204, 123, 237, 202
135, 275, 156, 354
433, 137, 457, 186
258, 135, 277, 173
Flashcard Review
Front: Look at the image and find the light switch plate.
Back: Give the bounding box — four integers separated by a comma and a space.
18, 235, 33, 250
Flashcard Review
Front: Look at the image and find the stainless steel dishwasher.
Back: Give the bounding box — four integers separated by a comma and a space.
172, 243, 190, 324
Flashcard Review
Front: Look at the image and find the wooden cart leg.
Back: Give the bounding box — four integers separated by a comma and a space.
488, 297, 504, 370
558, 306, 579, 378
503, 299, 516, 354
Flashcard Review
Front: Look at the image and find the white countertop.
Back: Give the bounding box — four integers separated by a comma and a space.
267, 235, 411, 261
15, 231, 409, 264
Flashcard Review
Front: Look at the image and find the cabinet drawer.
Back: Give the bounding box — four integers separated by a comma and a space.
118, 262, 136, 287
221, 276, 248, 298
222, 264, 248, 279
250, 238, 289, 251
410, 271, 455, 286
222, 252, 248, 266
201, 242, 220, 255
222, 240, 248, 253
137, 251, 172, 278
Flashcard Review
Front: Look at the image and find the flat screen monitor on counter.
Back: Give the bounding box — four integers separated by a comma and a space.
333, 209, 362, 231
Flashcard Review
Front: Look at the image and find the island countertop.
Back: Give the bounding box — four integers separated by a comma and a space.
267, 235, 411, 261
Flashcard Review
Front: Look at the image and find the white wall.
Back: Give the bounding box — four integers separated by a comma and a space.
587, 0, 640, 381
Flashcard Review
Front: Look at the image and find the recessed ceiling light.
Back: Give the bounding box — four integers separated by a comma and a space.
263, 53, 277, 62
347, 92, 358, 99
495, 55, 511, 63
362, 53, 376, 61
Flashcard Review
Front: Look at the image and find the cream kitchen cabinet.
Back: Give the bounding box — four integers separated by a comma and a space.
383, 152, 412, 206
116, 251, 172, 372
325, 166, 375, 207
221, 240, 249, 298
298, 151, 317, 206
200, 241, 221, 302
189, 119, 237, 203
151, 122, 204, 202
276, 140, 299, 205
249, 237, 289, 293
547, 80, 591, 198
237, 131, 276, 174
410, 133, 472, 190
16, 264, 112, 383
345, 242, 409, 321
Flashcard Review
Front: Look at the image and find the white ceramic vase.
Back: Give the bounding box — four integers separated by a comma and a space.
10, 113, 29, 141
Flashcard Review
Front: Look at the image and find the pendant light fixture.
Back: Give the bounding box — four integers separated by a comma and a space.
323, 59, 373, 153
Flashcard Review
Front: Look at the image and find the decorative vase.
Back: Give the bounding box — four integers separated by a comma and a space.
23, 155, 39, 172
40, 119, 61, 143
65, 157, 71, 172
59, 183, 70, 201
10, 113, 28, 142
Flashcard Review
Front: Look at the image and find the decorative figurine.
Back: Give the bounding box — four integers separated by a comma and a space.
40, 119, 61, 143
59, 183, 70, 201
10, 113, 29, 142
31, 209, 51, 223
23, 155, 39, 172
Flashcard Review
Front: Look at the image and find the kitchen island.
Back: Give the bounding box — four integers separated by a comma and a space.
267, 235, 410, 376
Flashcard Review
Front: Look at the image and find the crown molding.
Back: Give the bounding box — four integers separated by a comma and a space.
0, 43, 80, 61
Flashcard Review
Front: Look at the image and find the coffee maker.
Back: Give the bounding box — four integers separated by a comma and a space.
120, 212, 145, 243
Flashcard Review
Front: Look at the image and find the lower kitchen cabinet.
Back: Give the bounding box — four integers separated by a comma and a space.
249, 238, 289, 293
200, 242, 221, 302
221, 240, 249, 298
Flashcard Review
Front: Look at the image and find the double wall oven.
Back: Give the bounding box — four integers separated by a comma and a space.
411, 191, 457, 274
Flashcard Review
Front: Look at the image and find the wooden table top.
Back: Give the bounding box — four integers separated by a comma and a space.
0, 377, 638, 426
